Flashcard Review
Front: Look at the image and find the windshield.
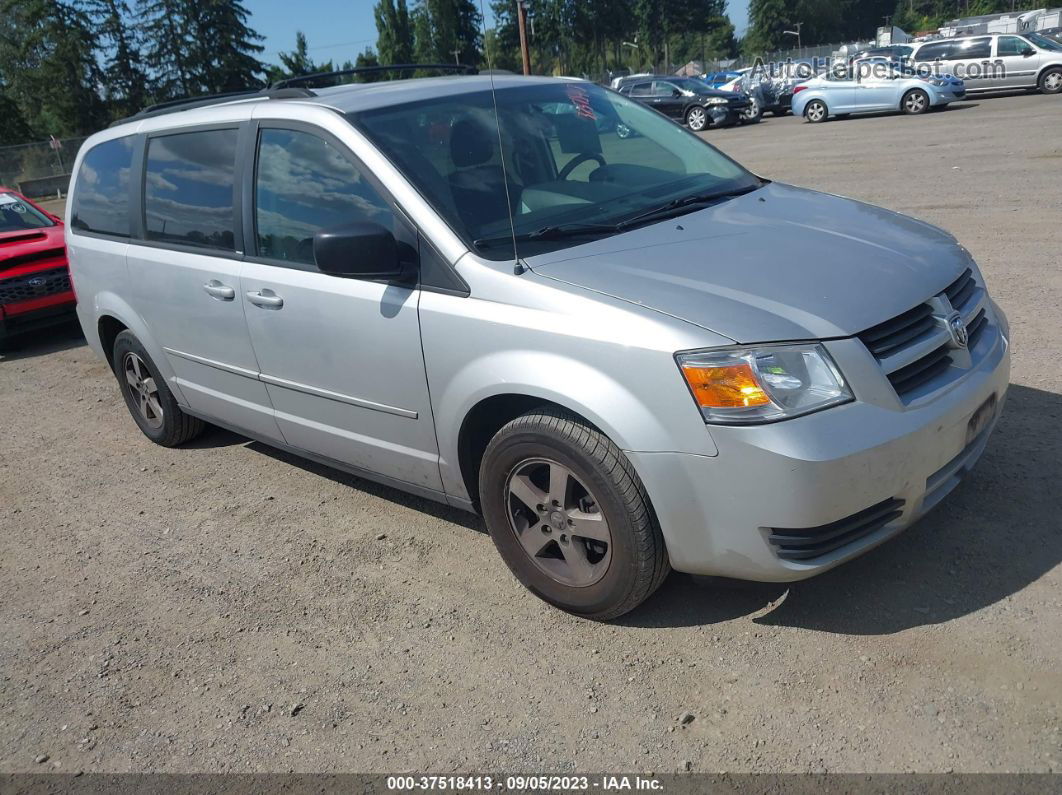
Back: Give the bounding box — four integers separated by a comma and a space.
1025, 32, 1062, 52
670, 78, 714, 94
0, 192, 54, 233
351, 81, 760, 260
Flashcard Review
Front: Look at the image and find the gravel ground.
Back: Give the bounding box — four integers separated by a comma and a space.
2, 91, 1061, 775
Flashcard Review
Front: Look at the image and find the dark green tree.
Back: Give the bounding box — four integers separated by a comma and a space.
136, 0, 195, 99
0, 0, 106, 136
85, 0, 148, 116
193, 0, 266, 93
375, 0, 415, 64
743, 0, 791, 55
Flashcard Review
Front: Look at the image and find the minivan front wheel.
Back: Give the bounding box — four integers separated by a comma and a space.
1039, 67, 1062, 94
112, 330, 204, 446
479, 408, 669, 620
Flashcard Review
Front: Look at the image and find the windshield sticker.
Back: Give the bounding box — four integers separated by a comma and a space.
565, 85, 596, 121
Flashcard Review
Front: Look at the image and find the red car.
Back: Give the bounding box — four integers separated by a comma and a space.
0, 187, 76, 346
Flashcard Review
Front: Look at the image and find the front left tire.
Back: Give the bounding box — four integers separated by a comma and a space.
902, 88, 930, 115
685, 105, 709, 132
479, 407, 670, 621
111, 330, 205, 446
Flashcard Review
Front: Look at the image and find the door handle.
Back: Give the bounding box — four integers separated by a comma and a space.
246, 289, 284, 309
203, 280, 235, 301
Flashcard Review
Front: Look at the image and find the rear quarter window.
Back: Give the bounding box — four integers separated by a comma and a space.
71, 136, 135, 237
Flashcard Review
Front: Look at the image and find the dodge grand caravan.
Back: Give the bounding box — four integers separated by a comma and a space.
67, 74, 1010, 620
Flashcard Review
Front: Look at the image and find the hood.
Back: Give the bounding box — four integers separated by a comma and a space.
523, 182, 969, 343
0, 222, 66, 268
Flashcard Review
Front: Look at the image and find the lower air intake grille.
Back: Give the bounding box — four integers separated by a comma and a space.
768, 497, 906, 561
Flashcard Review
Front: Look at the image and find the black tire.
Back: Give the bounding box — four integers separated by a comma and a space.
740, 98, 763, 124
479, 407, 670, 621
804, 99, 828, 123
1039, 66, 1062, 94
685, 105, 709, 132
111, 330, 204, 447
902, 88, 930, 115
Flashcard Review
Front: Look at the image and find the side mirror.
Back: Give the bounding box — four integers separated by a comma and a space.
314, 222, 403, 280
1023, 47, 1036, 57
671, 88, 681, 97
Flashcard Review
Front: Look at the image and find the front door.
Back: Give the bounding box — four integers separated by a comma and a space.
239, 124, 442, 491
995, 35, 1042, 89
126, 125, 282, 442
651, 81, 687, 119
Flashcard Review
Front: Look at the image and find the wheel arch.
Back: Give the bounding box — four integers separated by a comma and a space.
456, 393, 611, 512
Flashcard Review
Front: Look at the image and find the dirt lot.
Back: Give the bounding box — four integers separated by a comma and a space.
2, 92, 1061, 775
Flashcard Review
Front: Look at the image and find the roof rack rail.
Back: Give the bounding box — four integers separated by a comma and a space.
270, 63, 477, 90
108, 86, 317, 128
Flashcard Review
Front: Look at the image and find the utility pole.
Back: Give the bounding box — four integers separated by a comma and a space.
451, 47, 461, 64
783, 22, 803, 53
517, 1, 531, 76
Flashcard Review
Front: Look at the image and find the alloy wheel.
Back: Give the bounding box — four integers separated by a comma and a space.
806, 102, 826, 122
905, 92, 927, 113
504, 457, 613, 587
687, 108, 707, 130
123, 352, 163, 430
1045, 71, 1062, 92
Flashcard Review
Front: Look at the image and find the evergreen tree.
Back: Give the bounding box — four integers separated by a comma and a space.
85, 0, 148, 116
743, 0, 791, 55
193, 0, 266, 93
136, 0, 194, 99
0, 0, 106, 136
375, 0, 414, 64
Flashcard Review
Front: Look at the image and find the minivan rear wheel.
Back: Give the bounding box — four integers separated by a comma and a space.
1039, 67, 1062, 94
111, 330, 205, 446
479, 407, 669, 621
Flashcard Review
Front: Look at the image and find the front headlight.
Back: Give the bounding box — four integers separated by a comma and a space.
705, 97, 729, 105
676, 343, 853, 424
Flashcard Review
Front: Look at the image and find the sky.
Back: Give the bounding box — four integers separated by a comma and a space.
247, 0, 751, 67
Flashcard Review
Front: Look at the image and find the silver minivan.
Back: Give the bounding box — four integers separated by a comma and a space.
910, 32, 1062, 93
67, 75, 1010, 619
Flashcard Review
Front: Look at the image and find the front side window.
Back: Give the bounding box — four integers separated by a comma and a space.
144, 129, 237, 251
629, 82, 653, 97
70, 136, 134, 237
254, 128, 393, 265
0, 192, 54, 233
352, 82, 758, 261
997, 36, 1028, 56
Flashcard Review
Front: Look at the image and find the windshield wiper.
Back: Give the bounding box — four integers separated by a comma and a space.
614, 184, 763, 230
472, 184, 764, 250
473, 222, 619, 249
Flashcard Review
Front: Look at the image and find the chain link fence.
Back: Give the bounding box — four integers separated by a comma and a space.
0, 136, 88, 198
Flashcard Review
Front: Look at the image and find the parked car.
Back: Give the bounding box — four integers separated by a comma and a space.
0, 187, 76, 347
703, 71, 743, 88
792, 65, 966, 121
68, 74, 1010, 620
719, 73, 796, 118
1038, 26, 1062, 46
618, 76, 752, 130
909, 32, 1062, 94
847, 44, 916, 63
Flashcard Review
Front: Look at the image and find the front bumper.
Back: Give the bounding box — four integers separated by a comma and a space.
629, 311, 1010, 581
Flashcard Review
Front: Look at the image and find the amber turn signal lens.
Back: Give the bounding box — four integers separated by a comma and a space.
681, 362, 770, 408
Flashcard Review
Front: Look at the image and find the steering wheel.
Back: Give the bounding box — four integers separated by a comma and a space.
558, 152, 607, 180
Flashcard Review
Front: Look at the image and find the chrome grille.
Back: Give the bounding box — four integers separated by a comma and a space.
858, 267, 991, 402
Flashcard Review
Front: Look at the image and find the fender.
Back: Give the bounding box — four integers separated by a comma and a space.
433, 350, 719, 502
